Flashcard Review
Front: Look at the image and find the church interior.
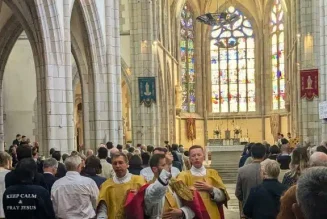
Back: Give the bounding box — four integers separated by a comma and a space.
0, 0, 324, 154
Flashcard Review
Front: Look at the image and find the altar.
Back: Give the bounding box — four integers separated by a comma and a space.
205, 139, 247, 183
206, 142, 245, 166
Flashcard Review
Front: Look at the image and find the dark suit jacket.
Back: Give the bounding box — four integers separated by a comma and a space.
43, 173, 57, 192
12, 139, 20, 146
5, 171, 48, 191
128, 167, 143, 175
243, 179, 288, 219
55, 162, 66, 178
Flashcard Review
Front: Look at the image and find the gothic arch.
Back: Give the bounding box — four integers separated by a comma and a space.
71, 5, 95, 150
173, 0, 200, 19
204, 4, 262, 115
204, 3, 260, 44
264, 0, 289, 15
0, 0, 57, 150
78, 0, 122, 144
263, 0, 291, 113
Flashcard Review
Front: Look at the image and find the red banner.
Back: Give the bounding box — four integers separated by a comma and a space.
186, 118, 196, 141
300, 69, 319, 100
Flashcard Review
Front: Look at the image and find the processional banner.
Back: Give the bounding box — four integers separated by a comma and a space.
138, 77, 156, 107
300, 69, 319, 101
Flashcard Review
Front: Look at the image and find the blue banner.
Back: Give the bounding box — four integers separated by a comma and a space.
138, 77, 156, 107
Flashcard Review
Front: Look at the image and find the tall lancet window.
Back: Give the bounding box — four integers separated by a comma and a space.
180, 3, 196, 112
211, 6, 255, 112
271, 0, 285, 110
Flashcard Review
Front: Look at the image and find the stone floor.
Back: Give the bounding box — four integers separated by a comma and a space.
224, 184, 240, 219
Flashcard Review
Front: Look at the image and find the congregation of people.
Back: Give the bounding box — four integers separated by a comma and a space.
0, 134, 229, 219
237, 132, 327, 219
0, 132, 326, 219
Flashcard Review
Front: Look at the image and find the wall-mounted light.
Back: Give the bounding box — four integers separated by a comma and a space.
126, 68, 132, 75
141, 40, 148, 48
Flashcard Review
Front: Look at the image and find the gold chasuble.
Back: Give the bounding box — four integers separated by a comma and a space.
98, 175, 146, 219
177, 169, 229, 219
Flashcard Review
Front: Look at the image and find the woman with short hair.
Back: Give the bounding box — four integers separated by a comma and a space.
128, 155, 143, 175
81, 155, 106, 188
243, 159, 288, 219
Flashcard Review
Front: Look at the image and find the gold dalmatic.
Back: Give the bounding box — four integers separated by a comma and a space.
97, 175, 146, 219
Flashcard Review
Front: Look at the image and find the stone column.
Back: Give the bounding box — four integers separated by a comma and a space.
63, 0, 74, 153
40, 0, 74, 154
129, 0, 161, 146
297, 0, 321, 144
114, 0, 124, 144
0, 85, 4, 151
317, 0, 327, 140
105, 0, 123, 145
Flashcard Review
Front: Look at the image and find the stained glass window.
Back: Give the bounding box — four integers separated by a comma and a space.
211, 7, 255, 113
180, 4, 195, 112
271, 0, 285, 110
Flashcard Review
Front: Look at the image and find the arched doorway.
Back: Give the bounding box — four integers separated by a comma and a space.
0, 1, 50, 153
2, 31, 37, 149
122, 79, 131, 144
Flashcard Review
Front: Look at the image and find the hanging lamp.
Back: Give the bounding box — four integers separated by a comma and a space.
196, 0, 240, 27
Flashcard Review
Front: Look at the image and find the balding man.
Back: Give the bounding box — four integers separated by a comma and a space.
107, 148, 119, 164
309, 152, 327, 167
86, 149, 94, 158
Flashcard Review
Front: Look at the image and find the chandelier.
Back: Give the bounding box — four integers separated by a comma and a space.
196, 0, 240, 27
214, 38, 239, 48
196, 12, 240, 26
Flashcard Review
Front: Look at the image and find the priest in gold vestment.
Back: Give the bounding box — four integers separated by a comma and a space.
96, 153, 146, 219
177, 145, 230, 219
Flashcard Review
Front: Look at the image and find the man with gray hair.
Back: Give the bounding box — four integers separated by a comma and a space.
293, 167, 327, 219
86, 149, 94, 157
309, 152, 327, 167
107, 147, 119, 163
43, 158, 58, 192
243, 159, 287, 219
51, 155, 99, 219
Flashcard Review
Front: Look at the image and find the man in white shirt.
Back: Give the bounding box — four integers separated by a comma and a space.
97, 147, 114, 178
51, 155, 99, 219
140, 147, 180, 182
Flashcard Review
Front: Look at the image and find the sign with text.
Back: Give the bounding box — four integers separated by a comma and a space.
138, 77, 156, 107
300, 69, 319, 101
